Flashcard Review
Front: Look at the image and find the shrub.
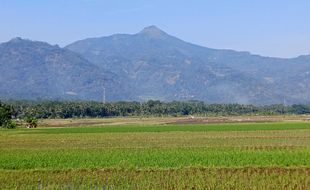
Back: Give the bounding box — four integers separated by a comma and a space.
0, 101, 16, 129
25, 117, 38, 128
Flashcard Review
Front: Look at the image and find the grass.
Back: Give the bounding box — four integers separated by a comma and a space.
5, 121, 310, 134
1, 148, 309, 170
1, 120, 310, 189
1, 130, 309, 150
1, 168, 309, 190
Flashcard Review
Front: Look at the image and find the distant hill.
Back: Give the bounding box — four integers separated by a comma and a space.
0, 37, 126, 101
1, 26, 310, 104
66, 26, 310, 104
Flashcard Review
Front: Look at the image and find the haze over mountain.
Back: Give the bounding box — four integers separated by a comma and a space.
1, 26, 310, 104
0, 37, 126, 101
66, 26, 310, 104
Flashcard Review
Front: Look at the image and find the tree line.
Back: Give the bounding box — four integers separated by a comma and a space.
2, 100, 310, 120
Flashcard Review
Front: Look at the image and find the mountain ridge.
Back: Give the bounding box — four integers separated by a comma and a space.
66, 25, 310, 60
1, 26, 310, 104
66, 26, 310, 104
0, 37, 129, 101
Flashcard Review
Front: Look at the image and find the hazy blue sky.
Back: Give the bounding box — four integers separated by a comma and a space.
1, 0, 310, 58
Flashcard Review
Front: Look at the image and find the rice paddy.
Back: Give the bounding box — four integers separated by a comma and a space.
0, 119, 309, 189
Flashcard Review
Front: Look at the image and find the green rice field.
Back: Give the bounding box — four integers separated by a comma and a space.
0, 120, 310, 189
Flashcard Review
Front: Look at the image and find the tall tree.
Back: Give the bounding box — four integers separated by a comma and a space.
0, 101, 16, 129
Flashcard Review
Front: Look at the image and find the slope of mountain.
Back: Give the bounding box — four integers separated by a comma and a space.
1, 26, 310, 104
66, 26, 310, 104
0, 37, 125, 101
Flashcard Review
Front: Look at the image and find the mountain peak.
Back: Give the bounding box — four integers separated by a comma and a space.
5, 37, 59, 49
139, 25, 167, 37
7, 37, 36, 45
9, 37, 24, 43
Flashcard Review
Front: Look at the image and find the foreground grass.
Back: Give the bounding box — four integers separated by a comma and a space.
1, 121, 310, 189
1, 168, 309, 190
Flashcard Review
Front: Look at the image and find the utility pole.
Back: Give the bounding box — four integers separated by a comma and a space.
282, 97, 287, 115
102, 86, 106, 104
283, 97, 287, 106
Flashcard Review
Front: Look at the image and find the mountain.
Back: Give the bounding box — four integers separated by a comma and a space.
0, 37, 126, 101
1, 26, 310, 104
66, 26, 310, 104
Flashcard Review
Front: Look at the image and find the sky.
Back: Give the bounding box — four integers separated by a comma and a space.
1, 0, 310, 58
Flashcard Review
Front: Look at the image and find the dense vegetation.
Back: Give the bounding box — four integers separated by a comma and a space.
3, 100, 310, 119
0, 101, 15, 128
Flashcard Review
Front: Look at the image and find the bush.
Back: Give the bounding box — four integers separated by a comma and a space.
25, 117, 38, 128
2, 121, 17, 129
0, 101, 16, 129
